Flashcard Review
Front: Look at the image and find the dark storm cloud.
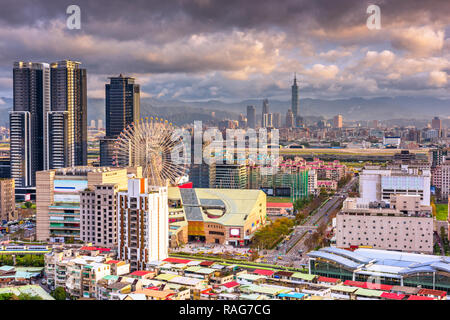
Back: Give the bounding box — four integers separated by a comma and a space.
0, 0, 449, 100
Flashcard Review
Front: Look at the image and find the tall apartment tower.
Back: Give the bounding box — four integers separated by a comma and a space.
100, 75, 140, 166
246, 105, 256, 129
80, 184, 120, 247
291, 74, 299, 122
10, 62, 50, 189
117, 178, 169, 271
47, 60, 87, 169
261, 99, 269, 127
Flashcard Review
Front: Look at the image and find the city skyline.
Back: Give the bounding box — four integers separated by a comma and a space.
0, 0, 448, 104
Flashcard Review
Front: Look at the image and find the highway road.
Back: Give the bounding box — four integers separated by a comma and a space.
264, 176, 358, 266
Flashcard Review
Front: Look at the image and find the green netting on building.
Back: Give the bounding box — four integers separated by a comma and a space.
248, 167, 310, 202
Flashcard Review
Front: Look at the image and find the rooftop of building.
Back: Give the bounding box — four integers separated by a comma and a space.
49, 166, 125, 176
168, 187, 265, 225
308, 246, 450, 277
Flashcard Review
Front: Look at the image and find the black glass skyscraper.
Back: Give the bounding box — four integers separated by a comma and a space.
100, 75, 140, 166
10, 62, 50, 188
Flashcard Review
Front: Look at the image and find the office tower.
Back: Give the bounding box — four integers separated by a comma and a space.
291, 74, 299, 121
10, 62, 50, 189
432, 116, 442, 131
0, 178, 15, 221
117, 178, 169, 271
263, 113, 273, 128
100, 75, 140, 167
48, 60, 87, 169
246, 105, 256, 129
36, 166, 129, 242
285, 109, 294, 128
189, 163, 215, 188
80, 184, 119, 247
98, 119, 103, 129
212, 164, 247, 189
261, 99, 269, 127
432, 116, 443, 138
273, 112, 281, 128
333, 114, 343, 128
90, 120, 96, 128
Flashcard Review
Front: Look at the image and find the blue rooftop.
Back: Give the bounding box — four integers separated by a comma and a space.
320, 247, 373, 264
307, 251, 363, 269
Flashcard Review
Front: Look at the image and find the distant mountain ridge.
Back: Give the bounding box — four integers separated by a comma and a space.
1, 96, 449, 127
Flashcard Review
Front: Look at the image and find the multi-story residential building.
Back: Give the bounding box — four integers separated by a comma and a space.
44, 245, 115, 292
432, 157, 450, 200
36, 166, 129, 242
105, 260, 130, 276
10, 62, 50, 197
336, 195, 434, 253
0, 178, 15, 221
65, 256, 111, 299
117, 178, 169, 271
47, 60, 87, 169
359, 165, 431, 206
80, 184, 120, 247
100, 75, 140, 166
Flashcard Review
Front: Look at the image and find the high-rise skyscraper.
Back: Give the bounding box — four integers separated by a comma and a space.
431, 116, 442, 130
261, 99, 269, 127
333, 114, 343, 128
100, 75, 140, 166
246, 105, 256, 129
291, 74, 299, 121
10, 61, 50, 189
273, 112, 281, 128
47, 60, 87, 169
263, 113, 273, 128
285, 109, 294, 128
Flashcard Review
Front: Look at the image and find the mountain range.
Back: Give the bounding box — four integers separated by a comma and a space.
1, 96, 449, 127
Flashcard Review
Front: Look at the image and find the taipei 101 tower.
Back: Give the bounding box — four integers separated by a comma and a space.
291, 74, 301, 126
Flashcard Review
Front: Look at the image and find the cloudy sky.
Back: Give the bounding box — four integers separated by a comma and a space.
0, 0, 449, 102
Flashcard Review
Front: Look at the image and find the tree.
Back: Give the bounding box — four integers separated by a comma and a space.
23, 201, 33, 209
319, 188, 328, 199
0, 293, 14, 300
52, 287, 67, 300
18, 293, 42, 300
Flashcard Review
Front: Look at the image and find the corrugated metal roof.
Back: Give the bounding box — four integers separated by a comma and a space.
320, 247, 373, 264
308, 251, 362, 269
